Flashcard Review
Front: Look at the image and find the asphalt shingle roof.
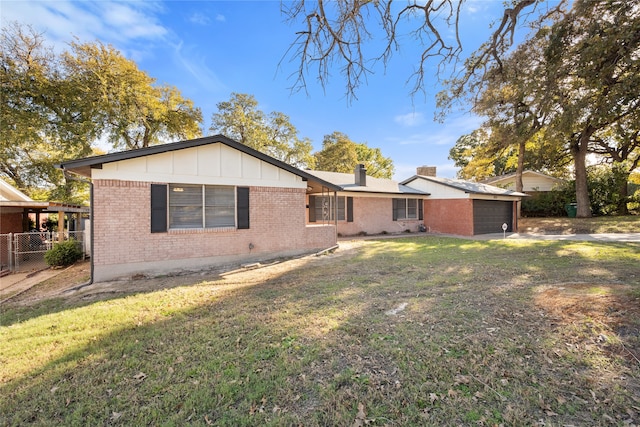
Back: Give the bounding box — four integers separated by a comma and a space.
401, 175, 527, 197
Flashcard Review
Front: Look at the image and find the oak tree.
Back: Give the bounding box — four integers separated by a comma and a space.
210, 93, 316, 169
314, 131, 394, 178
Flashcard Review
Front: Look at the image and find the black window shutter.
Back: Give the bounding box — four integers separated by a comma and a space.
151, 184, 167, 233
237, 187, 250, 229
392, 198, 399, 221
347, 197, 353, 222
309, 195, 316, 222
418, 199, 424, 220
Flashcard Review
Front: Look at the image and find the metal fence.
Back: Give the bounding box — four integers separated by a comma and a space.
0, 231, 86, 273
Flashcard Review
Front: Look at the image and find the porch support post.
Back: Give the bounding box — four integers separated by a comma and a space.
58, 210, 65, 242
21, 208, 29, 232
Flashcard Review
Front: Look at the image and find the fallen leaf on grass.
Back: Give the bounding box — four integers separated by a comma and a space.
353, 402, 375, 426
133, 372, 147, 381
454, 374, 470, 385
429, 393, 438, 403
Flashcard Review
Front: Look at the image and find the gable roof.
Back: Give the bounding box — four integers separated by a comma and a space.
58, 135, 341, 191
481, 170, 566, 186
305, 170, 429, 196
401, 175, 527, 197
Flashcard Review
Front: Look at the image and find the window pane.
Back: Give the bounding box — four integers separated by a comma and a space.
397, 199, 407, 219
336, 197, 345, 221
169, 185, 202, 228
205, 186, 235, 228
407, 199, 417, 218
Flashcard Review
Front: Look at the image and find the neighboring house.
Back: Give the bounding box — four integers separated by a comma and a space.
1, 179, 88, 271
0, 179, 88, 234
305, 165, 429, 236
58, 135, 341, 282
0, 179, 32, 234
482, 170, 566, 193
402, 168, 526, 236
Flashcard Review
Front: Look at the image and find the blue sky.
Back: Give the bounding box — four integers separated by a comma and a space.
2, 1, 526, 179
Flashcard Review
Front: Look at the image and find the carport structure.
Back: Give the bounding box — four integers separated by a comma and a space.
0, 201, 89, 273
0, 200, 89, 237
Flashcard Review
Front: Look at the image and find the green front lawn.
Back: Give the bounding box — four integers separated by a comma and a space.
2, 237, 639, 425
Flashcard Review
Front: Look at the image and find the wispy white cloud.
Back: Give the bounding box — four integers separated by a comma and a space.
1, 1, 167, 53
171, 41, 228, 93
189, 12, 211, 26
394, 111, 425, 127
215, 14, 226, 23
462, 0, 492, 17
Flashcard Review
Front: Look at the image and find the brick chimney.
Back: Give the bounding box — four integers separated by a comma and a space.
417, 166, 436, 177
355, 164, 367, 186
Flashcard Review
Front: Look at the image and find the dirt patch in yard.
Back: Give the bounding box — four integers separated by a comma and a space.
2, 240, 369, 307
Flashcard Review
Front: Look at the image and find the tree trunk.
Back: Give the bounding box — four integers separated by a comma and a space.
573, 131, 592, 218
617, 171, 629, 216
515, 138, 525, 218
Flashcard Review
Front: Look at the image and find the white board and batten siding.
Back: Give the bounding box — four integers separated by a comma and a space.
91, 143, 306, 189
404, 179, 468, 199
491, 172, 564, 192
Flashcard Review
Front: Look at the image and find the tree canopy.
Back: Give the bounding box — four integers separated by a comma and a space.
209, 93, 316, 169
443, 0, 640, 217
1, 22, 202, 201
314, 131, 394, 178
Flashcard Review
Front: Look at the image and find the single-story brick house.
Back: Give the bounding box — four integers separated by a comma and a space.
402, 168, 526, 236
481, 170, 566, 193
305, 165, 429, 236
59, 135, 341, 282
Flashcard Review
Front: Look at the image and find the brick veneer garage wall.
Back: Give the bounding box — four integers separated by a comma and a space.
423, 199, 474, 236
92, 179, 335, 281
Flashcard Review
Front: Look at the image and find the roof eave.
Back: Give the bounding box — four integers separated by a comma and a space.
57, 135, 341, 191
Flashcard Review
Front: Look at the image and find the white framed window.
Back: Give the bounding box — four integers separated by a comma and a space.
169, 184, 235, 229
393, 198, 419, 220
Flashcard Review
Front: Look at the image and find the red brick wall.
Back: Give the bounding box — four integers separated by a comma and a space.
92, 180, 336, 280
423, 199, 474, 236
346, 197, 423, 236
307, 196, 423, 236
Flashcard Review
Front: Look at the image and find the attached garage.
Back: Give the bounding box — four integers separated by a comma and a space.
401, 172, 525, 236
473, 200, 513, 234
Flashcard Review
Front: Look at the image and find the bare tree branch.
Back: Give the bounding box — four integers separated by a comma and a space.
281, 0, 566, 102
